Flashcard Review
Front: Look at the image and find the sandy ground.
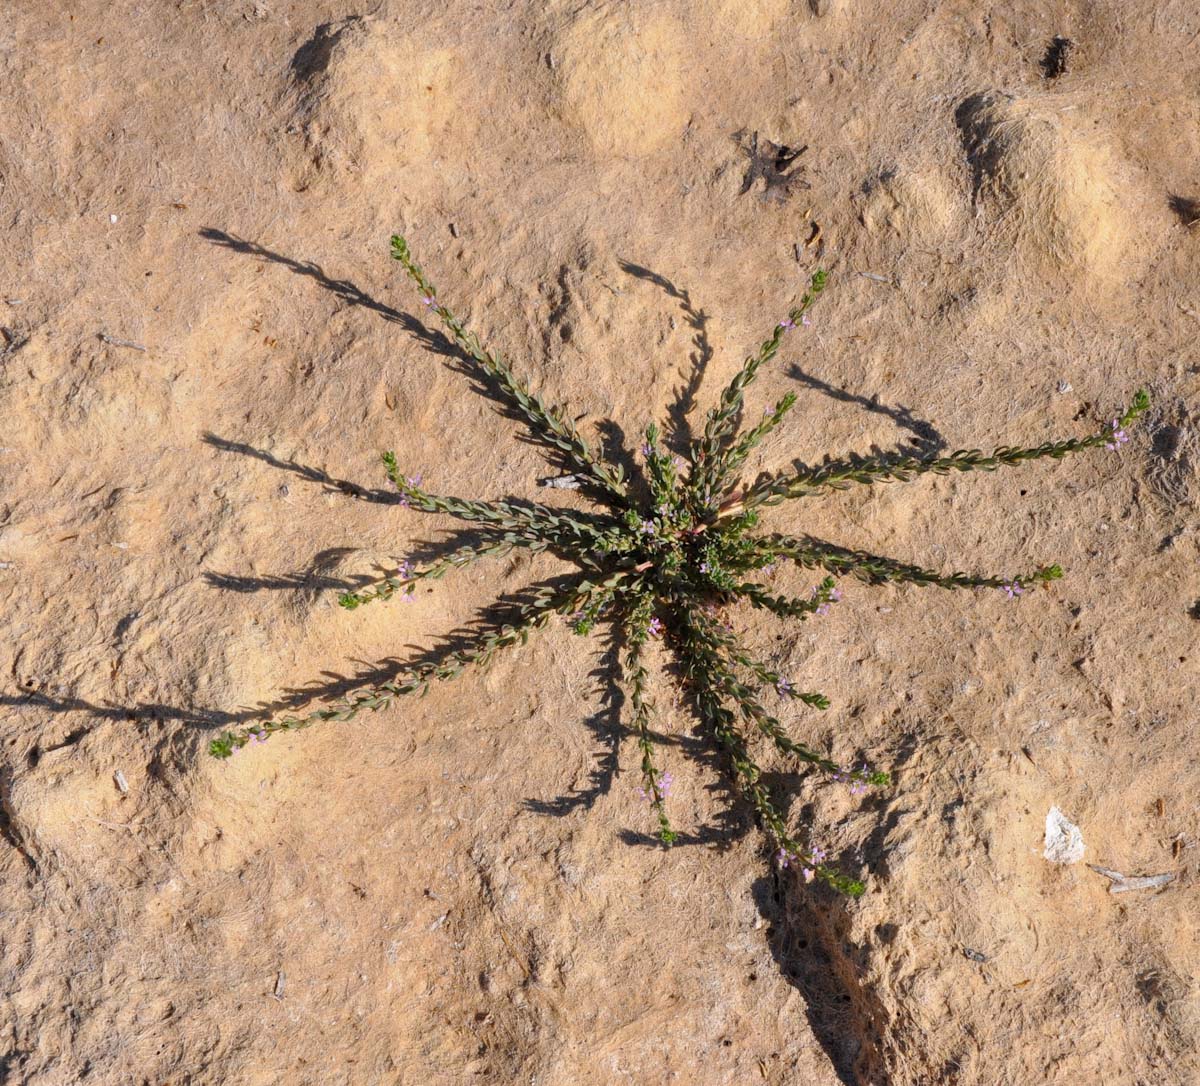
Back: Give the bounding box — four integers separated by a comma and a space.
2, 1, 1199, 1083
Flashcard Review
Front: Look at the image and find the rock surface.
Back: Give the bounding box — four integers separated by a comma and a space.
1, 2, 1198, 1084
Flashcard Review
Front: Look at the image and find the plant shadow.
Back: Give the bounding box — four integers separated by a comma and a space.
6, 231, 961, 1080
12, 230, 941, 831
199, 228, 625, 509
616, 260, 713, 455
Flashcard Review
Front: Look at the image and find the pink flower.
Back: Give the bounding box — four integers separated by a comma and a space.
421, 294, 436, 308
803, 867, 815, 882
638, 771, 673, 802
1105, 419, 1129, 451
647, 616, 664, 638
396, 474, 422, 509
1002, 582, 1024, 600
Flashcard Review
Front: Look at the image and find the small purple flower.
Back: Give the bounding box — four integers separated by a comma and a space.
776, 677, 793, 696
1105, 418, 1129, 451
850, 779, 867, 797
776, 847, 794, 868
810, 846, 828, 864
640, 520, 656, 536
396, 474, 422, 509
421, 294, 436, 308
779, 317, 796, 331
811, 584, 837, 615
699, 561, 709, 574
801, 314, 811, 327
641, 441, 653, 458
802, 866, 815, 883
1002, 581, 1024, 600
638, 771, 673, 802
762, 561, 778, 576
251, 728, 268, 744
647, 616, 664, 638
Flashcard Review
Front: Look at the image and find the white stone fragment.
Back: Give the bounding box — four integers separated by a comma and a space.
1044, 806, 1086, 864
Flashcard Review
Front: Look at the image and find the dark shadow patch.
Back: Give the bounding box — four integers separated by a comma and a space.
1040, 36, 1075, 79
289, 16, 362, 83
204, 547, 367, 596
1168, 194, 1200, 229
616, 260, 713, 455
523, 627, 625, 818
737, 130, 810, 202
199, 229, 623, 511
753, 871, 890, 1084
954, 91, 1013, 199
784, 365, 947, 461
203, 432, 403, 504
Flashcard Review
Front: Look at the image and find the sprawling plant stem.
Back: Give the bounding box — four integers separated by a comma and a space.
677, 606, 864, 894
755, 534, 1063, 591
210, 571, 634, 756
390, 236, 628, 506
735, 576, 838, 619
339, 535, 538, 609
722, 641, 829, 710
738, 390, 1150, 512
383, 451, 623, 550
690, 270, 828, 507
624, 595, 676, 845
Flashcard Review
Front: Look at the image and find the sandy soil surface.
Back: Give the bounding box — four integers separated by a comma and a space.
2, 2, 1199, 1083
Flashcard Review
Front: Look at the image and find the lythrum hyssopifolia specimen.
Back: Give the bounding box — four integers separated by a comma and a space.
211, 236, 1148, 894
